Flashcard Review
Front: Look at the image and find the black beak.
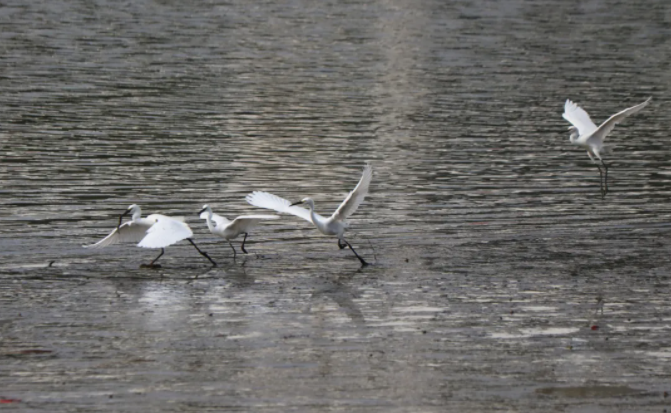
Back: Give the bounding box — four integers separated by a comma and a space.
198, 208, 207, 216
117, 209, 131, 231
290, 201, 303, 206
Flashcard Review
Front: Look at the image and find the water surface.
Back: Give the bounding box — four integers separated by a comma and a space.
1, 0, 670, 411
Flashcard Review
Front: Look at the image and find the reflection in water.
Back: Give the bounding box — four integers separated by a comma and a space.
307, 270, 366, 325
1, 0, 670, 410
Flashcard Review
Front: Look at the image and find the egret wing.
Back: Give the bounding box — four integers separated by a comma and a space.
199, 211, 230, 227
138, 216, 193, 248
331, 164, 373, 221
84, 221, 152, 249
228, 215, 279, 233
563, 99, 598, 137
588, 97, 651, 146
246, 191, 312, 223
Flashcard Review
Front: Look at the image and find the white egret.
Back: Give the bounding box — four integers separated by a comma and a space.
198, 204, 279, 258
245, 164, 372, 266
84, 204, 217, 267
563, 97, 651, 197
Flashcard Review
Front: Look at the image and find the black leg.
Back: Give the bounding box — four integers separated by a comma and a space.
342, 239, 369, 267
241, 233, 249, 254
188, 239, 217, 266
228, 241, 237, 258
602, 161, 609, 196
338, 239, 346, 250
596, 164, 605, 199
149, 248, 164, 267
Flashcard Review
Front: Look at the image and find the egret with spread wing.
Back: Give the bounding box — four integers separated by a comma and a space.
198, 204, 278, 258
563, 97, 651, 197
246, 164, 373, 266
85, 204, 216, 267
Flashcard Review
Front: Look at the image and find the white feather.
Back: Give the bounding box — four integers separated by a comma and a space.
137, 215, 193, 249
199, 210, 230, 227
245, 164, 372, 238
563, 99, 598, 138
244, 164, 373, 265
84, 220, 152, 249
245, 191, 313, 223
331, 164, 373, 222
587, 97, 652, 147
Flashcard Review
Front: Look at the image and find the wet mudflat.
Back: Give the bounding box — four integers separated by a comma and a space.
1, 0, 671, 411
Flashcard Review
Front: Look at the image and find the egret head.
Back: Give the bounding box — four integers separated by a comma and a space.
291, 197, 315, 209
198, 204, 211, 217
568, 126, 579, 143
123, 204, 140, 216
118, 204, 141, 229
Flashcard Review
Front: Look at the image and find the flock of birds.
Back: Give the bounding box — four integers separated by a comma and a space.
85, 164, 374, 267
84, 98, 651, 267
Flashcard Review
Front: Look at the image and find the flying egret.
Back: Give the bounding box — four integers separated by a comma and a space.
198, 204, 279, 258
563, 97, 651, 197
245, 164, 373, 266
84, 204, 217, 267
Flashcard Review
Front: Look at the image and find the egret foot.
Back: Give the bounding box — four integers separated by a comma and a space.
342, 239, 368, 266
187, 239, 217, 266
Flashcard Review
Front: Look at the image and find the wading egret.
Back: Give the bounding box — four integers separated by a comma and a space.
563, 97, 651, 197
245, 164, 372, 266
84, 204, 216, 267
198, 204, 279, 258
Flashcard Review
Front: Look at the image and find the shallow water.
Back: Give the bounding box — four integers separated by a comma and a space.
1, 0, 671, 411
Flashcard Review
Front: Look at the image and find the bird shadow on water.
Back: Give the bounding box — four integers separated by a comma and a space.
186, 259, 257, 287
304, 269, 368, 326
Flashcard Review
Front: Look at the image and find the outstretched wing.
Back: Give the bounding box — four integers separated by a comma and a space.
84, 221, 152, 249
331, 164, 373, 221
588, 97, 651, 146
138, 215, 193, 249
246, 191, 312, 223
228, 215, 279, 233
199, 210, 230, 228
563, 99, 598, 137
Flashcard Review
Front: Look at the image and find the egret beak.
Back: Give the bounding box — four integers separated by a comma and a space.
117, 209, 131, 231
198, 208, 207, 216
290, 201, 304, 206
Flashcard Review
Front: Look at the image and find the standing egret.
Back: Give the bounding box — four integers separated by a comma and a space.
84, 204, 217, 267
563, 97, 651, 197
198, 204, 279, 258
245, 164, 373, 266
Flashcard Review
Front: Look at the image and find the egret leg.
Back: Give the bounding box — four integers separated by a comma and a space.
342, 239, 369, 267
588, 150, 606, 198
187, 239, 217, 266
228, 241, 237, 258
595, 163, 606, 198
338, 239, 346, 250
149, 248, 164, 267
241, 233, 249, 254
602, 161, 609, 197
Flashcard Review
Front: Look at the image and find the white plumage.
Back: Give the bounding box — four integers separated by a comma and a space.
138, 216, 193, 249
198, 204, 278, 257
562, 97, 651, 197
563, 97, 650, 152
85, 204, 216, 267
246, 164, 372, 265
